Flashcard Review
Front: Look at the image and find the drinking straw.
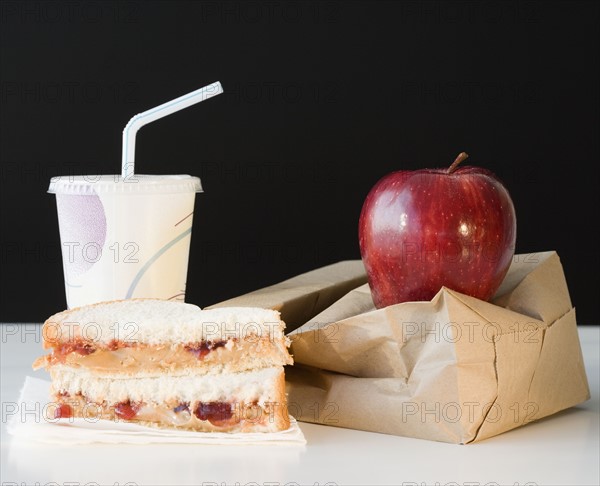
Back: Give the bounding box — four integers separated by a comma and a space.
121, 81, 223, 178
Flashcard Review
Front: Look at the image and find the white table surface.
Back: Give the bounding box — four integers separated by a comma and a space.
1, 324, 598, 486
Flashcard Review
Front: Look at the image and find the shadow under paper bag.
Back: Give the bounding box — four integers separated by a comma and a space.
211, 252, 590, 444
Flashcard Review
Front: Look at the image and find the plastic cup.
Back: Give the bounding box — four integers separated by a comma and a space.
48, 174, 202, 308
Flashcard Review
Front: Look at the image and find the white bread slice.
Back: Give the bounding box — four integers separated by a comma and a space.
50, 365, 285, 404
41, 299, 286, 347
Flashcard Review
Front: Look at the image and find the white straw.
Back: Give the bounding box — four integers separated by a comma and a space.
121, 81, 223, 178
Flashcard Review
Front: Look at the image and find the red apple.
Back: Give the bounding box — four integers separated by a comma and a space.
359, 153, 516, 308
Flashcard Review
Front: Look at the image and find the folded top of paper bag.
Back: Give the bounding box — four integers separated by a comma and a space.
209, 260, 367, 332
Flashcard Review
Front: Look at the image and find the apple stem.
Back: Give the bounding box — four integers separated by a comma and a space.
447, 152, 469, 173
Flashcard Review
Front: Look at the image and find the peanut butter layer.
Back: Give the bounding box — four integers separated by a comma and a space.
33, 337, 292, 375
51, 393, 289, 432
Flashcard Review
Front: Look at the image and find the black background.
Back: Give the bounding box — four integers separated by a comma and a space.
0, 0, 598, 323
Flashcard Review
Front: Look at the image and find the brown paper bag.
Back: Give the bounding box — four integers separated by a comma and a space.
211, 252, 590, 443
209, 260, 368, 332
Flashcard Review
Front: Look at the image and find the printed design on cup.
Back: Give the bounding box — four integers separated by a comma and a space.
56, 193, 107, 286
125, 225, 192, 299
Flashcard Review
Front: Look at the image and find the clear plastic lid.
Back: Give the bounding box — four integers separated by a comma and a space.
48, 174, 202, 195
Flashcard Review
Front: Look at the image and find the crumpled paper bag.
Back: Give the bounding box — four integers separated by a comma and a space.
212, 252, 590, 444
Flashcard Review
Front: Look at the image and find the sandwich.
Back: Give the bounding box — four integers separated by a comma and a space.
33, 299, 293, 433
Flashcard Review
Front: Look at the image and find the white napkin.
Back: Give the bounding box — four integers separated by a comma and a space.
7, 376, 306, 445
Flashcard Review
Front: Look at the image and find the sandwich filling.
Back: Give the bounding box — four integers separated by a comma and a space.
34, 335, 292, 375
51, 393, 286, 432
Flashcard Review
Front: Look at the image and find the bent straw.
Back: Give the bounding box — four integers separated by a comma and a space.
121, 81, 223, 178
